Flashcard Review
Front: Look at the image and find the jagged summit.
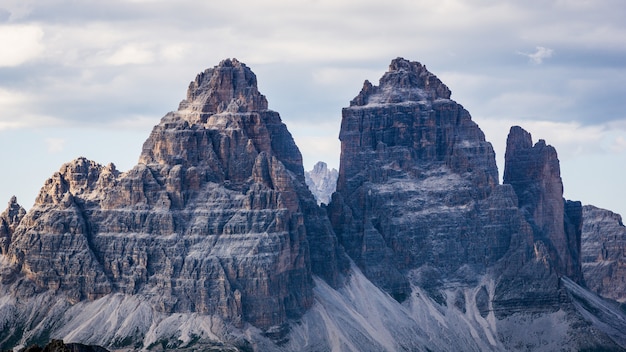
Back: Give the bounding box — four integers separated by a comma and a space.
350, 57, 452, 106
178, 58, 269, 115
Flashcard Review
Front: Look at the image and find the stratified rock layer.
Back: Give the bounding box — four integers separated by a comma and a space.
582, 205, 626, 302
304, 162, 338, 205
3, 59, 345, 331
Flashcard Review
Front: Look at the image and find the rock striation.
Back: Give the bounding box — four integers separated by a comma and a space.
1, 59, 346, 339
581, 205, 626, 303
304, 161, 338, 205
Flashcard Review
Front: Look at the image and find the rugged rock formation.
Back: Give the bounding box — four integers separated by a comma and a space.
304, 161, 338, 205
327, 57, 624, 350
582, 205, 626, 302
1, 58, 345, 339
1, 57, 625, 351
329, 57, 511, 301
0, 197, 25, 256
503, 126, 583, 283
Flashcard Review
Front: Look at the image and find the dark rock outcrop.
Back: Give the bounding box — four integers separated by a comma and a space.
3, 58, 346, 333
581, 205, 626, 302
304, 162, 338, 205
16, 339, 109, 352
503, 126, 583, 284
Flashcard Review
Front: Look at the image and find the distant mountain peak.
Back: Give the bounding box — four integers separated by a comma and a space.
305, 161, 338, 205
350, 57, 451, 106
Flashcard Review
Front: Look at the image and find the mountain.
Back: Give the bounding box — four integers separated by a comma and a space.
0, 59, 346, 350
304, 161, 338, 205
1, 58, 625, 351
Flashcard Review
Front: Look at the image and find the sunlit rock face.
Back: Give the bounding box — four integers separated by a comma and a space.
2, 58, 345, 331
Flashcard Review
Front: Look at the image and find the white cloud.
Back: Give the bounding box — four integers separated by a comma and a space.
0, 25, 44, 67
610, 136, 626, 153
517, 46, 554, 64
106, 45, 155, 66
0, 88, 64, 130
44, 138, 65, 153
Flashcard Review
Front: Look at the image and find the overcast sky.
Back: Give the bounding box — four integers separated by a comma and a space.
1, 0, 625, 217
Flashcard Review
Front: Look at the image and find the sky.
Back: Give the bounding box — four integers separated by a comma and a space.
0, 0, 625, 217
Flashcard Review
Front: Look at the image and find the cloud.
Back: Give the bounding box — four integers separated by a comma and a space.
517, 46, 554, 64
106, 45, 155, 66
0, 25, 44, 67
44, 138, 65, 153
610, 136, 626, 153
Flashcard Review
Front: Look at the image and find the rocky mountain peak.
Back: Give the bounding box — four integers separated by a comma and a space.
350, 57, 451, 106
305, 161, 338, 205
178, 58, 268, 114
0, 196, 26, 255
3, 196, 25, 225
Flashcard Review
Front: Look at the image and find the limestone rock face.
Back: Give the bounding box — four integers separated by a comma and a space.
581, 205, 626, 302
3, 58, 345, 330
503, 126, 583, 283
304, 161, 338, 205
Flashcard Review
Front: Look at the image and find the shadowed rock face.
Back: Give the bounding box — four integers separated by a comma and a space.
582, 205, 626, 302
329, 57, 514, 301
503, 126, 583, 284
3, 58, 345, 330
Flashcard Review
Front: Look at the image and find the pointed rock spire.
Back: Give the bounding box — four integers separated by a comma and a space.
503, 125, 583, 283
0, 196, 26, 254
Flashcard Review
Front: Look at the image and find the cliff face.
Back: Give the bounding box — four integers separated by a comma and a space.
581, 205, 626, 302
503, 126, 583, 284
2, 59, 345, 332
329, 57, 515, 301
